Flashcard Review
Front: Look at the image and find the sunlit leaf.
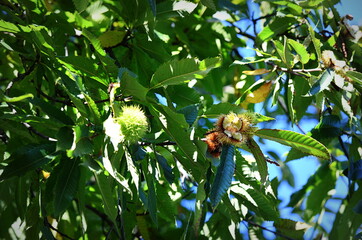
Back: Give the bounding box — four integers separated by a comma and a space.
274, 219, 311, 239
242, 68, 270, 75
308, 69, 334, 95
255, 129, 330, 160
256, 17, 296, 43
150, 57, 221, 89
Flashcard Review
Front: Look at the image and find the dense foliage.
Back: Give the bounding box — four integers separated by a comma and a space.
1, 0, 362, 239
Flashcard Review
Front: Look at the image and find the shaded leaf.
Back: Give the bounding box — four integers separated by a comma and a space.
0, 143, 56, 181
210, 145, 235, 208
54, 157, 80, 217
274, 219, 311, 239
245, 138, 268, 184
94, 172, 117, 221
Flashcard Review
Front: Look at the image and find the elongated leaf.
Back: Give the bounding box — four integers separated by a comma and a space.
57, 56, 108, 86
330, 187, 362, 240
308, 69, 334, 95
54, 157, 80, 217
274, 219, 311, 239
0, 143, 56, 181
119, 69, 148, 101
255, 129, 330, 160
94, 172, 117, 221
150, 105, 205, 181
307, 23, 322, 61
145, 165, 158, 225
83, 93, 101, 124
346, 70, 362, 86
245, 138, 268, 184
82, 28, 106, 56
287, 78, 295, 122
256, 17, 296, 43
305, 162, 336, 220
150, 57, 221, 89
210, 145, 235, 208
246, 188, 279, 220
202, 103, 242, 118
31, 98, 73, 125
56, 126, 74, 151
288, 39, 310, 64
193, 180, 206, 236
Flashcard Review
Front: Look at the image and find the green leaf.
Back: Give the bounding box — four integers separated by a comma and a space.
83, 93, 101, 124
0, 19, 46, 33
246, 188, 279, 220
286, 78, 295, 123
305, 162, 336, 220
150, 58, 221, 89
149, 105, 205, 182
144, 163, 158, 225
307, 23, 322, 61
201, 0, 217, 10
98, 30, 126, 48
82, 28, 106, 56
54, 157, 80, 217
330, 187, 362, 240
57, 56, 109, 86
31, 98, 73, 125
94, 172, 117, 221
155, 154, 175, 184
56, 126, 74, 151
346, 70, 362, 86
308, 69, 334, 95
210, 145, 235, 208
245, 138, 268, 184
202, 103, 242, 118
271, 1, 303, 14
0, 143, 56, 181
119, 69, 148, 102
177, 105, 199, 125
256, 17, 296, 43
254, 113, 275, 123
72, 0, 89, 12
274, 219, 311, 239
255, 129, 330, 160
288, 39, 310, 64
193, 180, 207, 236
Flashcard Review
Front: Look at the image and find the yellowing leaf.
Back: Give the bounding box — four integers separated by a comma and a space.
244, 81, 272, 105
242, 68, 270, 75
99, 30, 126, 48
42, 170, 50, 179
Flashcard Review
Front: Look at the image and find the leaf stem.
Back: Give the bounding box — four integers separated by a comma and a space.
245, 219, 296, 240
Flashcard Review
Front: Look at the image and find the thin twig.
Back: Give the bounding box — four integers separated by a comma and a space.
44, 218, 75, 240
139, 140, 177, 146
22, 122, 56, 141
245, 219, 296, 240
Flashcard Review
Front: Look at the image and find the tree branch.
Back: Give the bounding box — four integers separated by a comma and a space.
245, 219, 296, 240
44, 218, 75, 240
